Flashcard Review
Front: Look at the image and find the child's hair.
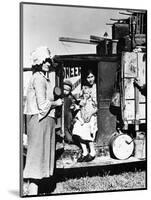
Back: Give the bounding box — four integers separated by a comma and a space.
82, 87, 91, 99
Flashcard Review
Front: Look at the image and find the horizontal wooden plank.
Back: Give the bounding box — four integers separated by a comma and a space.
126, 9, 147, 14
90, 35, 112, 41
54, 54, 120, 62
106, 23, 114, 25
59, 37, 98, 45
56, 154, 145, 169
119, 12, 132, 16
110, 18, 129, 21
56, 142, 146, 169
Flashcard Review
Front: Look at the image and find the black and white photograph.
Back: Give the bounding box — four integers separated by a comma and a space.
20, 2, 147, 197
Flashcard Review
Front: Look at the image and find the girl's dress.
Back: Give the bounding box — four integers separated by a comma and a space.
72, 84, 98, 141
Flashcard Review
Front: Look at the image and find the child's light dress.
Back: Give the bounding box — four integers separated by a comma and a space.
72, 84, 98, 141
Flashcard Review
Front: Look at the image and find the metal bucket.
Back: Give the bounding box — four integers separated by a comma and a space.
109, 131, 134, 160
134, 132, 146, 159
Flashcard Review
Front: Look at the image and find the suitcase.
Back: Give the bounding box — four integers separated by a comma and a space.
112, 23, 129, 40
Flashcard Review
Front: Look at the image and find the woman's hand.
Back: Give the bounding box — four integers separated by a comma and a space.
79, 119, 84, 126
79, 99, 86, 107
84, 116, 91, 123
55, 98, 64, 106
134, 78, 142, 88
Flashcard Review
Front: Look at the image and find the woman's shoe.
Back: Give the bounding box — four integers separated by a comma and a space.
77, 154, 88, 162
84, 154, 95, 162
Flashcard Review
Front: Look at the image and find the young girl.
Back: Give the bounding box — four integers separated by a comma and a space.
72, 70, 98, 162
77, 87, 97, 137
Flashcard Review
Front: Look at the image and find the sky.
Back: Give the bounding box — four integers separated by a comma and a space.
22, 3, 129, 67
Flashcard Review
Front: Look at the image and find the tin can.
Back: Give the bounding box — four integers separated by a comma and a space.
134, 132, 146, 159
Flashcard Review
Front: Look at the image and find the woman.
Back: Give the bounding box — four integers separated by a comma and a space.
72, 69, 98, 162
23, 46, 63, 195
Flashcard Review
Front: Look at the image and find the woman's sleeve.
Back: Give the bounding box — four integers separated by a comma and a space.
93, 86, 98, 106
33, 76, 52, 120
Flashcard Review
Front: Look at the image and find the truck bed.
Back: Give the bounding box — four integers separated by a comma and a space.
56, 142, 146, 169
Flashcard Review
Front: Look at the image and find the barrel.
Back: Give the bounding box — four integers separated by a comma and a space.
109, 132, 134, 160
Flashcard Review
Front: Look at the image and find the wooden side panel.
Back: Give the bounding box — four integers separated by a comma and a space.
124, 100, 135, 121
138, 53, 146, 85
123, 52, 138, 78
138, 52, 146, 103
139, 103, 146, 120
124, 79, 135, 99
139, 92, 146, 103
121, 52, 146, 124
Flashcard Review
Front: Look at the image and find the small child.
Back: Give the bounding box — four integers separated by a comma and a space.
79, 87, 97, 137
72, 87, 97, 162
